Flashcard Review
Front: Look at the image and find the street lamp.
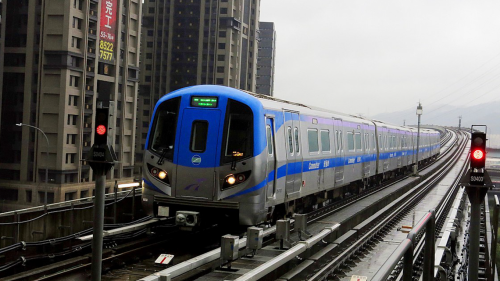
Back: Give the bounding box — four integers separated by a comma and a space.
16, 123, 49, 206
414, 103, 423, 176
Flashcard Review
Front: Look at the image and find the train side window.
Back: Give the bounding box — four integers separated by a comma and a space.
294, 127, 300, 154
320, 130, 330, 152
347, 132, 354, 152
266, 125, 273, 155
308, 129, 319, 153
378, 134, 382, 151
287, 126, 293, 154
190, 121, 208, 152
355, 132, 361, 151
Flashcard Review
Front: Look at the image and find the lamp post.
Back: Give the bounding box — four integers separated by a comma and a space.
16, 123, 49, 206
414, 103, 423, 176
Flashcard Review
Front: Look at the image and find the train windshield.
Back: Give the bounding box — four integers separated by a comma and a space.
149, 97, 181, 161
221, 99, 253, 164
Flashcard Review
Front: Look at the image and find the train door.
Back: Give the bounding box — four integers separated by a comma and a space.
175, 108, 221, 200
334, 119, 344, 185
265, 117, 277, 199
361, 124, 370, 178
284, 111, 301, 196
292, 113, 302, 193
396, 130, 402, 167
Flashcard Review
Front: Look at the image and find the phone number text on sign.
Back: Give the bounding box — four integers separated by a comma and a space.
99, 41, 114, 61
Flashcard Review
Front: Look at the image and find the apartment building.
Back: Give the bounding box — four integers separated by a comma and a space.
255, 21, 275, 96
0, 0, 142, 211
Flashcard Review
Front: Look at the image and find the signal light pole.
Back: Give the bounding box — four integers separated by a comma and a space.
87, 105, 117, 281
16, 123, 49, 207
461, 125, 493, 281
414, 102, 423, 176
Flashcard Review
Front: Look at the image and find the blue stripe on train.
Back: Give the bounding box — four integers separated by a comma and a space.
233, 144, 440, 199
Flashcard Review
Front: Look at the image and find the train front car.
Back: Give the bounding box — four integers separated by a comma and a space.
142, 85, 267, 230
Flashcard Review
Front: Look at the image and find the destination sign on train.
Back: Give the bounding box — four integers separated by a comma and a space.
191, 96, 218, 108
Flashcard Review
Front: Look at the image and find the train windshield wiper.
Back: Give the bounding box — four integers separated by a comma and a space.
157, 148, 169, 165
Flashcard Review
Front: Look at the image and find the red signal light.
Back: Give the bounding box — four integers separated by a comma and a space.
96, 125, 106, 135
472, 149, 484, 160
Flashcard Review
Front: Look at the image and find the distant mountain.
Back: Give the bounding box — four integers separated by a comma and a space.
371, 101, 500, 133
371, 101, 500, 148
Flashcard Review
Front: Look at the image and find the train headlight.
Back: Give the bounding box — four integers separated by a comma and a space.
222, 171, 252, 190
226, 175, 236, 185
147, 163, 170, 185
158, 170, 167, 180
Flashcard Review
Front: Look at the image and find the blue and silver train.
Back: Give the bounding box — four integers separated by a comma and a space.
141, 85, 440, 228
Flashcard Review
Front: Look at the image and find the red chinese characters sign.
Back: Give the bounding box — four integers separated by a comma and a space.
99, 0, 117, 62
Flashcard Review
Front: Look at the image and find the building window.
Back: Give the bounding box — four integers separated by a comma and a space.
67, 134, 77, 144
67, 114, 77, 125
66, 153, 76, 164
147, 29, 154, 36
80, 190, 88, 198
143, 110, 149, 116
0, 188, 18, 201
72, 17, 82, 29
218, 43, 225, 49
218, 55, 225, 61
26, 190, 32, 203
70, 75, 79, 87
71, 37, 81, 49
146, 64, 152, 70
145, 76, 151, 82
148, 7, 154, 14
216, 78, 223, 84
220, 8, 227, 14
65, 191, 76, 201
219, 31, 226, 37
217, 66, 224, 73
146, 53, 152, 59
68, 95, 78, 106
73, 0, 83, 10
39, 192, 54, 204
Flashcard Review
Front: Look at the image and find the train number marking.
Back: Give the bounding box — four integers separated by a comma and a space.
184, 178, 205, 191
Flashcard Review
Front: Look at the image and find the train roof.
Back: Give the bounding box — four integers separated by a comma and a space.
159, 85, 440, 135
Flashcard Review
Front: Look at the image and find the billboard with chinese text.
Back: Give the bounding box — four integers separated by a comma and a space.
99, 0, 117, 63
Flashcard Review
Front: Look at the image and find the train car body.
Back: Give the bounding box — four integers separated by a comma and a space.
141, 85, 440, 228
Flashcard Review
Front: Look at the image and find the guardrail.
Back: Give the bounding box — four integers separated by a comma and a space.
372, 210, 435, 281
0, 188, 142, 245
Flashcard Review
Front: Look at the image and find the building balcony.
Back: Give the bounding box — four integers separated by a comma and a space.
86, 84, 94, 91
84, 103, 93, 114
88, 28, 97, 39
89, 9, 98, 21
83, 123, 92, 133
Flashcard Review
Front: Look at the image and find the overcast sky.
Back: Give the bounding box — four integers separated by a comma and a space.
259, 0, 500, 119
